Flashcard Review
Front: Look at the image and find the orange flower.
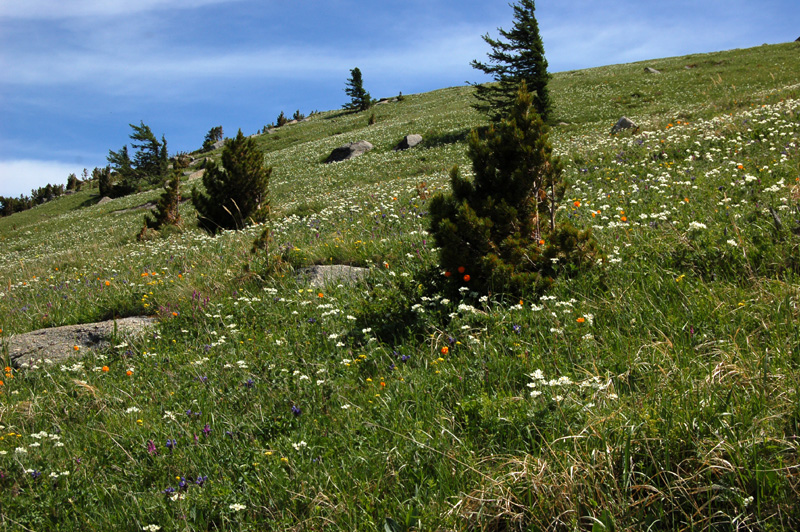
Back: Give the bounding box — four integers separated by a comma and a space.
463, 274, 471, 282
457, 266, 465, 274
0, 380, 4, 386
737, 164, 744, 170
539, 239, 545, 245
171, 311, 178, 317
317, 293, 324, 298
444, 271, 452, 277
441, 346, 449, 355
101, 366, 109, 372
126, 370, 133, 376
621, 216, 627, 222
104, 280, 111, 286
73, 345, 80, 351
380, 381, 386, 388
573, 200, 581, 207
576, 317, 585, 323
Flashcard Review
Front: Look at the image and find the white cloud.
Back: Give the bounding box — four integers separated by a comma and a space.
3, 27, 489, 94
0, 160, 87, 198
0, 0, 239, 19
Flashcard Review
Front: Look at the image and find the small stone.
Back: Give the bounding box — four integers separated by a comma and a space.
610, 116, 638, 135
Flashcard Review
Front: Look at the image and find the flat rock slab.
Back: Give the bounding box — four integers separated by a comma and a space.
296, 265, 369, 288
7, 317, 157, 369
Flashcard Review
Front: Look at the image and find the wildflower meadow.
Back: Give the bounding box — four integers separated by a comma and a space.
1, 42, 799, 530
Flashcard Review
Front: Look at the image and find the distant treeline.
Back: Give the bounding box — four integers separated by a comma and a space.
0, 174, 86, 217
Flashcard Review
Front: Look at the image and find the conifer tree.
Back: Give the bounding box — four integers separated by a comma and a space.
276, 111, 288, 127
66, 173, 79, 191
94, 166, 113, 197
145, 171, 182, 230
471, 0, 553, 122
191, 130, 271, 234
202, 126, 223, 152
429, 82, 599, 296
343, 67, 372, 112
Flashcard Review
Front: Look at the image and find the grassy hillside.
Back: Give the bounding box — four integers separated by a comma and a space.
1, 42, 799, 531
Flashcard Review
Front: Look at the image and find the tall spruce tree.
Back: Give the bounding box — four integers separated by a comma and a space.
107, 122, 168, 195
429, 82, 599, 297
191, 130, 271, 234
343, 67, 372, 112
471, 0, 553, 123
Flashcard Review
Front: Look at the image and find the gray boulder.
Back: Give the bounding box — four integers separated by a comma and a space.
325, 140, 373, 163
296, 265, 369, 288
644, 67, 661, 74
610, 116, 638, 135
97, 196, 113, 205
394, 134, 423, 151
8, 316, 157, 369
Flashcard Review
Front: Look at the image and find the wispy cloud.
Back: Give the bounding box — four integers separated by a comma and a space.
2, 26, 489, 96
0, 0, 240, 19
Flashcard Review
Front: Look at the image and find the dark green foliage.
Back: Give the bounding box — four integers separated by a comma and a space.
429, 83, 600, 297
276, 111, 288, 127
368, 112, 377, 125
129, 121, 168, 184
343, 67, 372, 112
471, 0, 553, 122
192, 129, 271, 234
94, 166, 113, 197
173, 152, 191, 171
142, 172, 182, 233
292, 110, 305, 121
106, 145, 134, 194
202, 126, 223, 152
107, 122, 169, 195
66, 173, 80, 191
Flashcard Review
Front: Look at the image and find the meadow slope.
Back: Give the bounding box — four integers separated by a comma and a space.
1, 42, 799, 531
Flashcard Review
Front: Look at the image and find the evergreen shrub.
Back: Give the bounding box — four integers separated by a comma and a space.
191, 130, 271, 234
429, 83, 601, 297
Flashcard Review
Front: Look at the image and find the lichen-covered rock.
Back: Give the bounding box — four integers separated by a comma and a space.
7, 317, 157, 369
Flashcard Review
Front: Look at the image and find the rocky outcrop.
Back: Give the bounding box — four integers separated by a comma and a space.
7, 317, 157, 369
325, 141, 373, 163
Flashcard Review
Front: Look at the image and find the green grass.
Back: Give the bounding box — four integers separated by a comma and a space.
1, 41, 799, 531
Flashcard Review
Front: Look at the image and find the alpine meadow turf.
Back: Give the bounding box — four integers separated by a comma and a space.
1, 42, 799, 531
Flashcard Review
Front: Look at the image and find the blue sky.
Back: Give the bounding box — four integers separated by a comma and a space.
1, 0, 797, 198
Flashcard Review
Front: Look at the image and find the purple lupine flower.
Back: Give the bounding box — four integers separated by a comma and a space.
291, 405, 302, 417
